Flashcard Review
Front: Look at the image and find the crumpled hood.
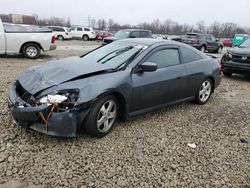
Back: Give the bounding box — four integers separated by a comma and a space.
228, 47, 250, 56
17, 56, 113, 95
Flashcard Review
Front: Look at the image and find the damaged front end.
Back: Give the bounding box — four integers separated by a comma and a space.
8, 81, 90, 137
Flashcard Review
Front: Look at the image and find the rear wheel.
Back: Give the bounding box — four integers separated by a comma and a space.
82, 35, 89, 41
85, 95, 119, 137
195, 79, 213, 104
22, 43, 41, 59
57, 35, 64, 40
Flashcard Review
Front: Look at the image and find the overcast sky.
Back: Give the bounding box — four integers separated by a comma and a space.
1, 0, 250, 27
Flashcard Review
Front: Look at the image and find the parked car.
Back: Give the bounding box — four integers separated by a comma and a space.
0, 19, 56, 59
8, 39, 222, 138
102, 29, 152, 45
47, 26, 72, 40
181, 33, 224, 53
221, 38, 250, 76
220, 38, 233, 47
69, 26, 96, 41
96, 31, 113, 40
232, 34, 249, 48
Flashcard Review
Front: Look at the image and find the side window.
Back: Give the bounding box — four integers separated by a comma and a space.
145, 49, 180, 69
181, 47, 203, 63
84, 28, 91, 31
130, 31, 140, 38
140, 31, 149, 38
77, 27, 83, 31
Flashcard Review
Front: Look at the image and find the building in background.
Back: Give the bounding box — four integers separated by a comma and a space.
0, 14, 36, 25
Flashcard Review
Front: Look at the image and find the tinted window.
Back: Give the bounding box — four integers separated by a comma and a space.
181, 47, 202, 63
140, 31, 150, 38
77, 27, 83, 31
84, 28, 90, 31
146, 49, 180, 69
53, 27, 65, 32
130, 31, 140, 38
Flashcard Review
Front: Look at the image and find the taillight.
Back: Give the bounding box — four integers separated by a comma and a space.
218, 63, 222, 71
51, 36, 56, 44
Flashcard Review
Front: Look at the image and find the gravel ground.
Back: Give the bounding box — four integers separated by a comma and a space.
0, 40, 249, 188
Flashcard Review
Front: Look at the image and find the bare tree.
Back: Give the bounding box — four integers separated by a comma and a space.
196, 20, 205, 33
108, 19, 114, 30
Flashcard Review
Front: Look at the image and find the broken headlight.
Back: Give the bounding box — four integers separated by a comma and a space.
39, 89, 80, 111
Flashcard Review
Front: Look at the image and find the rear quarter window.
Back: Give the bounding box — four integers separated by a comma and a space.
181, 46, 203, 63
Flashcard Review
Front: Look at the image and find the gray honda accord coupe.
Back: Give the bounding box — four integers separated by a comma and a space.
8, 39, 222, 138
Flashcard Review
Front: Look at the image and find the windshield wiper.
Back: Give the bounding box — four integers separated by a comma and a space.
98, 46, 134, 64
114, 47, 144, 71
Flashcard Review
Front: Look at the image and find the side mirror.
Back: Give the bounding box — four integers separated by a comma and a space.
137, 62, 157, 72
216, 38, 219, 42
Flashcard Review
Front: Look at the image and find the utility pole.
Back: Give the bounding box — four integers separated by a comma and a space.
88, 15, 90, 27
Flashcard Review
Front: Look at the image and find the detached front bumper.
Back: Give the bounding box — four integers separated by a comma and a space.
8, 83, 89, 138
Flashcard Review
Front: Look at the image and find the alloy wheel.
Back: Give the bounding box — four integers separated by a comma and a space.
97, 100, 117, 133
199, 81, 211, 103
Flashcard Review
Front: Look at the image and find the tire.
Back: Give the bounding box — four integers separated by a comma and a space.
195, 78, 213, 104
57, 35, 64, 40
200, 45, 206, 53
82, 35, 89, 41
223, 71, 232, 77
84, 95, 119, 137
22, 43, 41, 59
216, 46, 223, 54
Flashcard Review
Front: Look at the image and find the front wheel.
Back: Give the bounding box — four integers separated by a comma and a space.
84, 95, 119, 137
82, 35, 89, 41
195, 79, 213, 104
216, 46, 223, 54
200, 45, 206, 53
22, 43, 41, 59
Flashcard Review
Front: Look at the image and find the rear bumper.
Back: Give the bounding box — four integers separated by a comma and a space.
8, 83, 89, 138
222, 60, 250, 75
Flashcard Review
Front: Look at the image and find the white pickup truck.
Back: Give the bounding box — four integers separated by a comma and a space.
0, 18, 56, 59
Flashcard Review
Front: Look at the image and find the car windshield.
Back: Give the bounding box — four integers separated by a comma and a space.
114, 30, 130, 38
239, 39, 250, 48
81, 42, 147, 69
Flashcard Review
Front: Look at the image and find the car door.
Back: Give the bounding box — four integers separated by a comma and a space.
0, 25, 5, 54
206, 35, 218, 50
130, 46, 186, 112
76, 27, 83, 38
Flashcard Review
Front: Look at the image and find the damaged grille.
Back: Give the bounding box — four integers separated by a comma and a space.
16, 81, 35, 105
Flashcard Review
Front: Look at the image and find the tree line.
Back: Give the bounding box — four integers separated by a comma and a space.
33, 15, 250, 38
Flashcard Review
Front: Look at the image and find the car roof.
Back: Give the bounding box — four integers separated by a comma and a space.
118, 38, 184, 46
187, 33, 207, 36
121, 29, 151, 32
